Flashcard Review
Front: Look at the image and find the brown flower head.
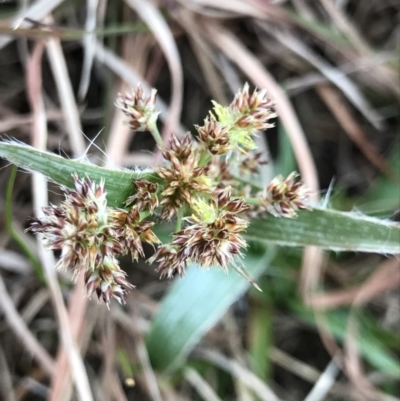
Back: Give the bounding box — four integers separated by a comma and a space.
157, 135, 214, 220
170, 188, 249, 272
195, 117, 231, 155
211, 83, 277, 153
126, 178, 159, 214
147, 244, 185, 279
115, 85, 159, 131
28, 175, 122, 272
84, 256, 134, 306
263, 172, 309, 218
162, 134, 194, 162
230, 82, 276, 132
109, 206, 160, 261
27, 175, 135, 305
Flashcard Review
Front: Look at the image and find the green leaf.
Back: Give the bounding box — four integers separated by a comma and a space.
358, 143, 400, 215
1, 141, 399, 254
0, 141, 158, 208
248, 299, 272, 380
245, 209, 400, 254
291, 304, 400, 377
146, 245, 275, 372
276, 123, 296, 177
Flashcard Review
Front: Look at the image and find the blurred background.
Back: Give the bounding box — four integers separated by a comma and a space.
0, 0, 399, 400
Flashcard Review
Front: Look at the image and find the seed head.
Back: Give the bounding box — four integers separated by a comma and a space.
230, 82, 276, 132
27, 175, 137, 305
210, 83, 277, 153
157, 135, 214, 219
126, 178, 159, 214
169, 188, 249, 272
84, 256, 134, 306
263, 172, 309, 218
115, 85, 159, 131
28, 176, 121, 272
147, 244, 185, 279
109, 206, 160, 261
195, 117, 231, 155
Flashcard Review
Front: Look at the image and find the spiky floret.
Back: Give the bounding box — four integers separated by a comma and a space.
109, 206, 160, 261
147, 244, 185, 280
206, 83, 276, 154
263, 172, 309, 218
84, 256, 134, 306
230, 82, 276, 131
195, 117, 231, 155
27, 175, 157, 305
29, 175, 120, 271
115, 84, 159, 131
126, 179, 159, 214
159, 188, 249, 274
157, 135, 215, 220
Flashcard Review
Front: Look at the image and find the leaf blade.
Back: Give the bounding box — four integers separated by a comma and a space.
245, 209, 400, 254
146, 245, 274, 372
0, 141, 155, 207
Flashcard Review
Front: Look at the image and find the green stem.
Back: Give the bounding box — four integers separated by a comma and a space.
175, 207, 184, 232
149, 124, 164, 148
139, 210, 152, 221
5, 166, 46, 283
232, 173, 264, 192
198, 151, 212, 167
244, 197, 263, 206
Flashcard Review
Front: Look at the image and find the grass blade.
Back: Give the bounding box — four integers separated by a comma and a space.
0, 141, 157, 207
1, 141, 398, 254
245, 209, 400, 254
146, 245, 274, 372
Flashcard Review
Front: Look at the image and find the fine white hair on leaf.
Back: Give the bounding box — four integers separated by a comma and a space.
0, 137, 155, 179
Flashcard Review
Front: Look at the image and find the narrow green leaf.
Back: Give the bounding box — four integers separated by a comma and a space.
146, 245, 275, 372
248, 299, 272, 380
1, 141, 399, 254
276, 123, 296, 177
358, 143, 400, 215
245, 209, 400, 254
291, 304, 400, 377
6, 166, 45, 282
0, 141, 157, 207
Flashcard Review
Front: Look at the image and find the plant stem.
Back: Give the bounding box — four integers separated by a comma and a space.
244, 197, 263, 206
198, 151, 212, 167
149, 124, 164, 148
176, 207, 184, 232
5, 166, 46, 283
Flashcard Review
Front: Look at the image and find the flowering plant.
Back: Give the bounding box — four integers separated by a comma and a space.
23, 84, 309, 305
1, 84, 397, 308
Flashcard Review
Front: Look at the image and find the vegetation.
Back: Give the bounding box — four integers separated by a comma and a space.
0, 1, 398, 400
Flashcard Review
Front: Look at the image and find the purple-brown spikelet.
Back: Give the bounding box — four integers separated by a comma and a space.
115, 84, 159, 131
27, 175, 156, 305
169, 188, 249, 273
263, 172, 309, 218
195, 117, 231, 155
24, 83, 313, 306
157, 135, 214, 220
126, 178, 159, 214
230, 83, 277, 132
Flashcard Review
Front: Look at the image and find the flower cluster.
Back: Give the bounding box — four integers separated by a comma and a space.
262, 172, 309, 218
28, 175, 159, 305
149, 188, 249, 278
196, 82, 276, 156
115, 85, 159, 131
27, 84, 311, 306
157, 135, 214, 220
